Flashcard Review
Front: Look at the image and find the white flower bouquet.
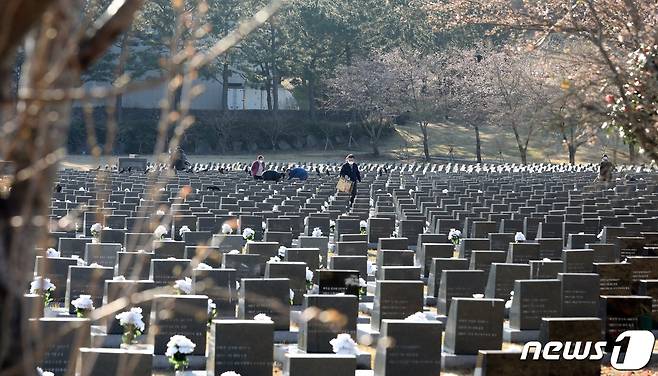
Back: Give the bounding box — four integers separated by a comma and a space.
312, 227, 323, 237
329, 333, 358, 355
165, 335, 196, 371
242, 228, 255, 241
46, 248, 60, 258
305, 267, 314, 291
116, 307, 145, 345
254, 313, 272, 322
278, 246, 286, 259
179, 225, 191, 237
360, 220, 368, 235
221, 223, 233, 235
448, 228, 462, 246
90, 223, 102, 240
514, 232, 526, 243
174, 277, 192, 295
154, 225, 168, 240
207, 299, 217, 328
30, 276, 55, 306
71, 294, 94, 318
359, 277, 367, 298
329, 220, 336, 233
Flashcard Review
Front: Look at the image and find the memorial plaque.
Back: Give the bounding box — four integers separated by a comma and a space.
265, 261, 306, 305
105, 280, 155, 335
599, 295, 652, 347
378, 237, 408, 251
193, 267, 236, 317
32, 317, 91, 376
619, 236, 645, 259
153, 240, 185, 259
444, 298, 505, 355
368, 218, 395, 244
58, 237, 92, 259
509, 279, 561, 330
79, 347, 152, 376
65, 265, 113, 314
558, 273, 599, 317
376, 250, 414, 279
238, 278, 290, 331
506, 243, 540, 264
530, 260, 563, 279
371, 281, 424, 331
35, 256, 78, 306
536, 238, 563, 260
593, 262, 632, 295
458, 238, 489, 260
539, 317, 602, 344
211, 320, 274, 376
562, 249, 594, 273
285, 354, 356, 376
149, 294, 208, 355
469, 251, 506, 277
374, 320, 443, 376
298, 294, 358, 353
379, 266, 421, 281
586, 243, 618, 263
438, 270, 487, 316
223, 253, 263, 280
628, 256, 658, 293
318, 270, 360, 296
116, 251, 152, 280
150, 258, 191, 287
488, 233, 514, 251
417, 243, 454, 278
638, 280, 658, 329
427, 258, 469, 298
84, 243, 121, 268
329, 255, 367, 279
336, 241, 368, 256
484, 263, 530, 299
285, 248, 320, 274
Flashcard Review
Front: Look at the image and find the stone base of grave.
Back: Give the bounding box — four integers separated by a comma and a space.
90, 325, 150, 348
502, 325, 540, 343
425, 296, 437, 306
441, 352, 478, 370
44, 307, 70, 318
357, 323, 380, 343
274, 328, 299, 343
274, 344, 372, 370
153, 355, 207, 371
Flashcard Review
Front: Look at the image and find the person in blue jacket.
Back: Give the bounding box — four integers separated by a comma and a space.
287, 167, 309, 181
339, 154, 361, 205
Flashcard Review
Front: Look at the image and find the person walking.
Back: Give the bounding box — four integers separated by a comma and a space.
339, 154, 361, 205
598, 154, 614, 184
251, 155, 266, 180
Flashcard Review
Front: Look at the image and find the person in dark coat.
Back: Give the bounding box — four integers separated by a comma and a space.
287, 167, 308, 181
263, 170, 284, 182
339, 154, 361, 205
170, 147, 190, 172
599, 154, 614, 183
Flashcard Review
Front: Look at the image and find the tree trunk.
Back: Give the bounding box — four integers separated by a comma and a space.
474, 125, 482, 163
628, 143, 636, 164
519, 147, 527, 165
307, 74, 316, 122
420, 122, 430, 162
568, 144, 576, 165
371, 139, 380, 156
220, 60, 229, 112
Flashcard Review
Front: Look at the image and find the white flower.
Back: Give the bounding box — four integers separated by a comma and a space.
46, 248, 60, 258
90, 223, 102, 237
359, 220, 368, 229
235, 281, 240, 290
37, 367, 54, 376
278, 246, 286, 258
156, 210, 166, 216
196, 262, 213, 270
71, 295, 94, 310
442, 189, 449, 194
597, 230, 603, 239
89, 263, 102, 268
228, 249, 240, 255
359, 278, 367, 288
116, 307, 144, 332
305, 267, 314, 283
159, 187, 166, 192
242, 228, 255, 240
542, 258, 551, 262
514, 232, 526, 242
472, 294, 484, 299
220, 372, 241, 376
30, 277, 55, 294
221, 223, 233, 234
78, 187, 85, 192
75, 257, 86, 266
290, 289, 295, 302
329, 333, 358, 355
261, 221, 267, 230
404, 312, 429, 322
179, 226, 191, 237
254, 313, 272, 322
269, 256, 281, 263
165, 335, 196, 357
174, 277, 193, 294
505, 291, 514, 309
154, 225, 168, 240
124, 188, 130, 192
312, 227, 323, 237
113, 275, 126, 281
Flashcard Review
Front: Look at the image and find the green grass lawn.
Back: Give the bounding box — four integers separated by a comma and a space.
61, 122, 634, 170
